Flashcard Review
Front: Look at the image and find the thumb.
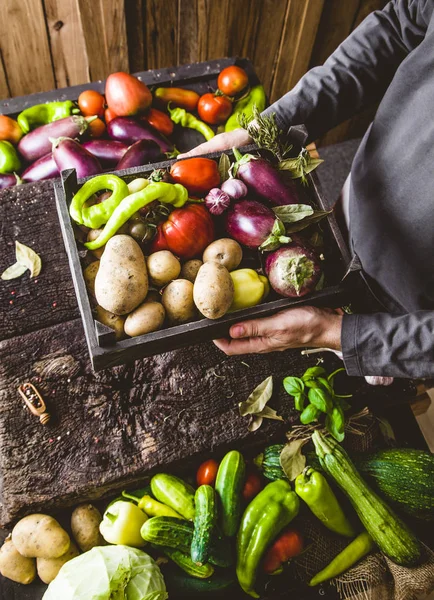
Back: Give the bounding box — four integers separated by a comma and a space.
230, 319, 266, 339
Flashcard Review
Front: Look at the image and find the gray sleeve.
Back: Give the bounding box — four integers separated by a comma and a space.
341, 312, 434, 378
262, 0, 431, 141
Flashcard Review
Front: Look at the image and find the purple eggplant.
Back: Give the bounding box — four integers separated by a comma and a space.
0, 173, 21, 190
18, 115, 91, 163
116, 139, 163, 170
22, 153, 59, 182
232, 148, 299, 206
225, 199, 290, 250
52, 137, 102, 178
107, 117, 173, 153
264, 242, 322, 298
82, 139, 128, 167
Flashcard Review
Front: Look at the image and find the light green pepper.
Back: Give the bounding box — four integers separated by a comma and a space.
0, 140, 21, 174
225, 85, 266, 132
99, 500, 147, 547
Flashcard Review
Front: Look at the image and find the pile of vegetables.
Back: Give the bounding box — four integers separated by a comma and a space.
2, 432, 431, 598
71, 143, 328, 339
0, 65, 266, 189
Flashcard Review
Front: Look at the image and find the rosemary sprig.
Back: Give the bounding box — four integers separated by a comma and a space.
238, 106, 293, 162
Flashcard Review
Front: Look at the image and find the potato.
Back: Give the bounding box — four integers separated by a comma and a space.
12, 514, 70, 559
71, 504, 105, 553
180, 259, 203, 283
95, 235, 148, 315
87, 229, 105, 259
0, 537, 36, 584
203, 238, 243, 271
124, 302, 166, 337
96, 306, 126, 341
162, 279, 196, 324
83, 260, 100, 298
37, 541, 79, 584
193, 262, 234, 319
147, 251, 181, 287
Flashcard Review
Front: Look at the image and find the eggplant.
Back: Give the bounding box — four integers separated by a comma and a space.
18, 115, 91, 163
264, 242, 322, 298
232, 148, 299, 206
21, 153, 59, 182
116, 139, 163, 170
107, 117, 173, 153
82, 139, 128, 167
225, 199, 290, 250
0, 173, 21, 190
52, 137, 102, 178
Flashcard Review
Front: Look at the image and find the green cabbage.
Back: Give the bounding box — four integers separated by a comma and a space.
42, 546, 168, 600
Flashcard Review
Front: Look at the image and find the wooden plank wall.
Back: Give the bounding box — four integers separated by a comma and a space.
0, 0, 387, 146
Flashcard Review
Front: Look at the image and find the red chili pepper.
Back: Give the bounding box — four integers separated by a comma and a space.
170, 158, 220, 196
141, 108, 174, 137
262, 528, 304, 574
242, 471, 263, 501
154, 87, 200, 111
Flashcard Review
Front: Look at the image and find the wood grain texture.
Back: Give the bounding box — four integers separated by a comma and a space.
43, 0, 89, 87
0, 0, 55, 96
125, 0, 146, 73
144, 0, 178, 70
0, 51, 11, 101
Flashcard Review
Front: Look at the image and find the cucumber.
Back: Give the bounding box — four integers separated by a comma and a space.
141, 516, 193, 553
191, 485, 217, 565
162, 547, 214, 579
151, 473, 196, 520
312, 431, 422, 566
164, 567, 236, 597
215, 450, 246, 537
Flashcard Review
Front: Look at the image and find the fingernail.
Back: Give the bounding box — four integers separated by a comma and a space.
231, 325, 244, 338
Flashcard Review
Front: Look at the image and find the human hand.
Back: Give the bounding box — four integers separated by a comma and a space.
213, 307, 342, 356
178, 127, 252, 158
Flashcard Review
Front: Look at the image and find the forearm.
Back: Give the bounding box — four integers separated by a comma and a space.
342, 311, 434, 378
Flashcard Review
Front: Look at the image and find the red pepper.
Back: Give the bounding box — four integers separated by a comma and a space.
154, 87, 200, 111
141, 108, 174, 137
150, 204, 214, 259
170, 158, 220, 196
262, 528, 304, 575
242, 471, 263, 501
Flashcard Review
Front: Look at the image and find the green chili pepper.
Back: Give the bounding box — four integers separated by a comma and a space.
168, 105, 215, 141
69, 174, 130, 229
225, 85, 266, 132
138, 495, 185, 519
0, 140, 21, 174
18, 101, 79, 134
85, 181, 188, 250
309, 531, 375, 586
236, 479, 299, 597
295, 467, 356, 537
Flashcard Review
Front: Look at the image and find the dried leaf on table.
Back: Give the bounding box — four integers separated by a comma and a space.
1, 262, 27, 281
280, 439, 307, 481
15, 241, 42, 277
239, 375, 273, 416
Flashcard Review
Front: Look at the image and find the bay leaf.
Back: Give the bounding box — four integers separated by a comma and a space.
279, 439, 307, 481
284, 210, 332, 233
218, 153, 231, 183
248, 416, 264, 432
273, 204, 314, 224
256, 405, 284, 421
239, 376, 273, 417
1, 262, 27, 281
15, 241, 42, 277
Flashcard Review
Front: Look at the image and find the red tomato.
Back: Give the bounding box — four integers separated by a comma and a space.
78, 90, 105, 117
198, 93, 232, 125
141, 108, 174, 137
242, 471, 263, 501
149, 224, 169, 252
105, 72, 152, 116
197, 459, 219, 487
157, 204, 214, 259
263, 528, 304, 574
0, 115, 23, 144
104, 107, 118, 124
88, 118, 106, 138
217, 66, 249, 97
170, 158, 220, 196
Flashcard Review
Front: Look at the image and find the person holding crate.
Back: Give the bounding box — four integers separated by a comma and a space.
180, 0, 434, 379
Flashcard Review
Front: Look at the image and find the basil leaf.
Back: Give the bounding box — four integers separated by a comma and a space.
1, 261, 27, 281
15, 241, 42, 277
239, 376, 273, 417
284, 210, 332, 234
279, 439, 307, 481
334, 396, 352, 412
218, 153, 231, 183
317, 377, 334, 395
283, 376, 304, 397
272, 204, 314, 224
326, 405, 345, 442
294, 392, 306, 412
308, 388, 333, 414
302, 366, 327, 379
300, 403, 321, 425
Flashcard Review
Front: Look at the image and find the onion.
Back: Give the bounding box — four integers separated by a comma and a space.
220, 178, 248, 200
205, 188, 231, 215
264, 242, 322, 297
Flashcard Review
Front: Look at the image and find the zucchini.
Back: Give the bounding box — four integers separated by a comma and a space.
164, 567, 236, 597
151, 473, 195, 520
312, 431, 421, 566
254, 445, 286, 481
162, 547, 214, 579
215, 450, 246, 537
191, 485, 217, 565
141, 516, 193, 553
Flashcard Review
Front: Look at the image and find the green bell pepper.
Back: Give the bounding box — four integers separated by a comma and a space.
236, 479, 299, 597
229, 269, 269, 312
0, 140, 21, 174
225, 85, 266, 132
99, 500, 148, 547
295, 467, 356, 537
18, 101, 79, 134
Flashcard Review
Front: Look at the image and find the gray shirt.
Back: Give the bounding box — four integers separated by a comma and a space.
263, 0, 434, 378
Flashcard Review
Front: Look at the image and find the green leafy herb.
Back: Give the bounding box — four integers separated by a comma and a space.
272, 204, 314, 223
279, 439, 307, 481
218, 153, 231, 183
1, 241, 42, 281
239, 107, 293, 162
326, 405, 345, 442
308, 388, 333, 414
279, 147, 324, 184
300, 403, 321, 425
302, 366, 327, 380
284, 210, 332, 234
283, 376, 304, 397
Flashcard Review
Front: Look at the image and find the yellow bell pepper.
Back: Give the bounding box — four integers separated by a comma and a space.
229, 269, 270, 312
